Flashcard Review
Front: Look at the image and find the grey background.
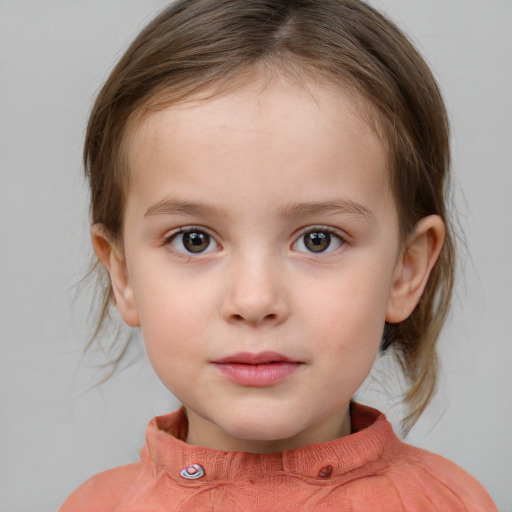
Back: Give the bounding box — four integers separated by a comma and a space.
1, 1, 511, 510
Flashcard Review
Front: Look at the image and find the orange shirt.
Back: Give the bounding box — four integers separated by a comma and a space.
59, 404, 496, 511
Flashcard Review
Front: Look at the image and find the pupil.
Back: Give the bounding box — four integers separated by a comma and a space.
183, 232, 209, 253
305, 232, 330, 252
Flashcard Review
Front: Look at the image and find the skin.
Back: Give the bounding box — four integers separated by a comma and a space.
93, 75, 445, 453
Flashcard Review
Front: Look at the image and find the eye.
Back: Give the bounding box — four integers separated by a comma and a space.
293, 229, 344, 254
168, 228, 220, 254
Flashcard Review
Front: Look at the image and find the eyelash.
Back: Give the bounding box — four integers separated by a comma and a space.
163, 225, 347, 257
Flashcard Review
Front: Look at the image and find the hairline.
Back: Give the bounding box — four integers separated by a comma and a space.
115, 58, 395, 238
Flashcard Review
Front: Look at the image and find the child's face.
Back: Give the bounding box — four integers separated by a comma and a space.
112, 76, 406, 452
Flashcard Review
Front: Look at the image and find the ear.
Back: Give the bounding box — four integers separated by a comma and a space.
91, 224, 140, 327
386, 215, 445, 324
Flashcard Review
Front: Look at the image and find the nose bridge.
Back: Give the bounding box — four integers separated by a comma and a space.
222, 244, 289, 326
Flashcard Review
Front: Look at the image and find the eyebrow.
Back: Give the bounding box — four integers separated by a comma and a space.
279, 200, 374, 222
144, 198, 228, 219
144, 198, 373, 222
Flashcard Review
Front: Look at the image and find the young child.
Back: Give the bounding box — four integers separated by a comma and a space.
60, 0, 497, 510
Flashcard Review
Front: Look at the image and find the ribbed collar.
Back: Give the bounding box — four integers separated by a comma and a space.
140, 403, 399, 482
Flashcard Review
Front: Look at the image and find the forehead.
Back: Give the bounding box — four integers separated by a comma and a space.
129, 75, 384, 160
122, 75, 392, 220
126, 69, 385, 154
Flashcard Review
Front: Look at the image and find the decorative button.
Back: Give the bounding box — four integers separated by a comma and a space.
318, 465, 333, 478
180, 463, 205, 480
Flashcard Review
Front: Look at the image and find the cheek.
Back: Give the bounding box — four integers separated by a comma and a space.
306, 274, 391, 327
133, 275, 212, 363
314, 298, 384, 394
299, 266, 392, 355
139, 298, 207, 394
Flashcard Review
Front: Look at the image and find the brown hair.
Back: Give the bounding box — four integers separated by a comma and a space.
84, 0, 454, 431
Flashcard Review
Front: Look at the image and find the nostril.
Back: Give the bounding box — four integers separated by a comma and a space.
230, 312, 278, 325
223, 296, 289, 326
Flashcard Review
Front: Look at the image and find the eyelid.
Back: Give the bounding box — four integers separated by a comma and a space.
294, 225, 347, 240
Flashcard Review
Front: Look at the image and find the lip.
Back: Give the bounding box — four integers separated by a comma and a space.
212, 351, 303, 387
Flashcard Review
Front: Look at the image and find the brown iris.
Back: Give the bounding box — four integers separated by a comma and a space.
183, 231, 210, 253
303, 231, 331, 252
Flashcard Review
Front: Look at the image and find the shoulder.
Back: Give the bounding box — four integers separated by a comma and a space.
384, 442, 497, 511
348, 404, 496, 511
58, 462, 141, 512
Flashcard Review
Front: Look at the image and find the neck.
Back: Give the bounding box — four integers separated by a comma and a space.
185, 404, 352, 453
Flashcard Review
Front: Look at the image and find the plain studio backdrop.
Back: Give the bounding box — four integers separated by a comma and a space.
1, 1, 511, 510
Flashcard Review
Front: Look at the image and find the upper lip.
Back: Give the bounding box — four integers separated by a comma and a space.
213, 351, 298, 365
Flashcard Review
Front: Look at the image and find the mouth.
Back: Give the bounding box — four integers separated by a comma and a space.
214, 351, 298, 365
212, 351, 303, 387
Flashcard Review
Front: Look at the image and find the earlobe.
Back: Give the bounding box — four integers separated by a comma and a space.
91, 224, 140, 327
386, 215, 445, 324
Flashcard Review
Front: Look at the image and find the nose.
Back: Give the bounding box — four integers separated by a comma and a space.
221, 252, 290, 327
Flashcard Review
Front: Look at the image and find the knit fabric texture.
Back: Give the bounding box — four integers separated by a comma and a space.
59, 403, 496, 511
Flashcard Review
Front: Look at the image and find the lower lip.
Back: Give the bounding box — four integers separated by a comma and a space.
213, 362, 302, 387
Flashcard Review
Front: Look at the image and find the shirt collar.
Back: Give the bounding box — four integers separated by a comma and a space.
141, 403, 399, 482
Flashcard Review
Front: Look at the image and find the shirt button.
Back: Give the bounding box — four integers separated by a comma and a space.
180, 463, 205, 480
318, 465, 333, 478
